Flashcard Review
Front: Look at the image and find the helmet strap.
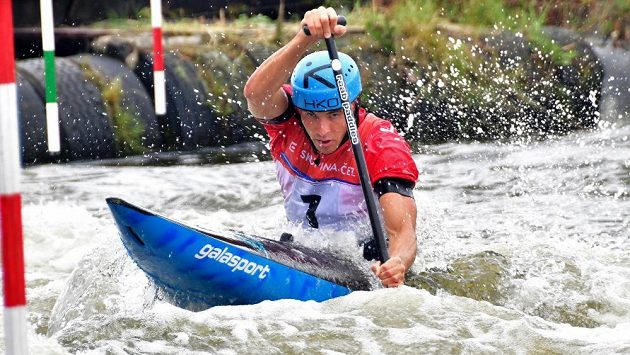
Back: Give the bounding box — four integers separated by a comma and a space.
295, 99, 361, 164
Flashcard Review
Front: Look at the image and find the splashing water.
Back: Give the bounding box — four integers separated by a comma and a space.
0, 114, 627, 353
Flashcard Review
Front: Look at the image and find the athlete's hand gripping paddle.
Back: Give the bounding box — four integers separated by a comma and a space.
303, 17, 390, 264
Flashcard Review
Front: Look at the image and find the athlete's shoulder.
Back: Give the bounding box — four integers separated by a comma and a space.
360, 111, 419, 183
361, 112, 406, 144
259, 85, 296, 126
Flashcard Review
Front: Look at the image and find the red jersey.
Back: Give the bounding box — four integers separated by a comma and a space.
262, 87, 418, 230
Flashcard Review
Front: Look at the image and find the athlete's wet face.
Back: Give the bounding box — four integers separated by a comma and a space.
298, 104, 354, 155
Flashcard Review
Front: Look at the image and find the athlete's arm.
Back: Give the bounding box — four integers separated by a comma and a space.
243, 7, 346, 121
371, 192, 417, 288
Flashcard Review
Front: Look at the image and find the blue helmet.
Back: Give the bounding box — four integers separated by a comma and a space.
291, 51, 362, 111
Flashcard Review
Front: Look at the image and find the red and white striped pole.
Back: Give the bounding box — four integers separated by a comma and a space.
39, 0, 60, 153
151, 0, 166, 115
1, 0, 29, 354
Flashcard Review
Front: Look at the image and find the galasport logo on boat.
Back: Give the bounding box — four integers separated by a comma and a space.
194, 244, 271, 279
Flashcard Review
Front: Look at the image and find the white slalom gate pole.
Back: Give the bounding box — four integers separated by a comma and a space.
39, 0, 60, 153
1, 0, 29, 353
151, 0, 166, 115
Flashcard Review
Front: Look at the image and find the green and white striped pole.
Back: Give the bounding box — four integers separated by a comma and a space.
39, 0, 60, 153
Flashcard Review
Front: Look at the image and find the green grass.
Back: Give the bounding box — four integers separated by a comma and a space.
102, 81, 147, 156
77, 59, 147, 156
350, 0, 576, 66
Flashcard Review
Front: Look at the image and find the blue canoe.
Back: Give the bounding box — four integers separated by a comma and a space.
106, 198, 371, 311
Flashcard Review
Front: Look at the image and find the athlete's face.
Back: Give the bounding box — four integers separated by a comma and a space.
298, 105, 353, 154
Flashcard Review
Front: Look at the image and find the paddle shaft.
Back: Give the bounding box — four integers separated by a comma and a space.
303, 18, 390, 263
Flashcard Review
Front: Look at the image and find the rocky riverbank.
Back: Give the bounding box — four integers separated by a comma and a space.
15, 15, 626, 164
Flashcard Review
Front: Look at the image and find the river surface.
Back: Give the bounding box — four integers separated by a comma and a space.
2, 40, 630, 354
0, 116, 627, 354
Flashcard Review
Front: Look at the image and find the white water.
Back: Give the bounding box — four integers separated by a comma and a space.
0, 120, 628, 353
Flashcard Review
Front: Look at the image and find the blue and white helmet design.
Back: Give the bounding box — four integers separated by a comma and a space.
291, 51, 362, 111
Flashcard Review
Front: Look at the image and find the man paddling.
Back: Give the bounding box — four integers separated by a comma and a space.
243, 7, 419, 288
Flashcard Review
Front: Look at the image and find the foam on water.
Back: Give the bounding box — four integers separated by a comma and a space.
2, 123, 628, 353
